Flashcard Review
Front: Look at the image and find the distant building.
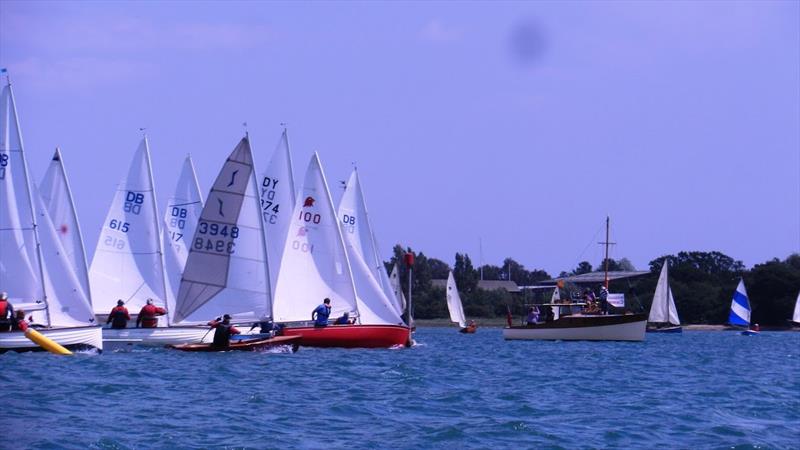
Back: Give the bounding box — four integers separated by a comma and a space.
431, 278, 521, 293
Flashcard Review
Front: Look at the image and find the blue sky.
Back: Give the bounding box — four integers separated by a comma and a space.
1, 1, 798, 275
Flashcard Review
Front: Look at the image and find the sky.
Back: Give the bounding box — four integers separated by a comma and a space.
1, 0, 798, 276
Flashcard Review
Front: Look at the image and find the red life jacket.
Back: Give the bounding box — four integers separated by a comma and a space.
0, 300, 8, 319
138, 304, 165, 328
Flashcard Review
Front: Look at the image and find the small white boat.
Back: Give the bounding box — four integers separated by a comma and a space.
0, 80, 101, 352
646, 260, 682, 333
729, 278, 758, 335
446, 271, 474, 333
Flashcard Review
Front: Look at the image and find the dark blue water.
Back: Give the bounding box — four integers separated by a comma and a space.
3, 329, 799, 449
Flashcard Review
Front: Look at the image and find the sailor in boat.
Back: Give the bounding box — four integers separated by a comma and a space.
526, 306, 540, 325
598, 286, 609, 315
334, 312, 353, 325
0, 292, 14, 332
136, 298, 166, 328
106, 300, 131, 329
312, 298, 332, 327
11, 310, 31, 332
207, 314, 241, 348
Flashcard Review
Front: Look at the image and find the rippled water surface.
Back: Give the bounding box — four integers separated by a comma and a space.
3, 329, 799, 449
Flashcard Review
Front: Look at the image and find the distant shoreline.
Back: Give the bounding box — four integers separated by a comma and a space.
412, 318, 800, 331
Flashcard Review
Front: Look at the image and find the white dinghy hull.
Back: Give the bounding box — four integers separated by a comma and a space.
102, 326, 211, 351
503, 314, 647, 342
0, 326, 103, 352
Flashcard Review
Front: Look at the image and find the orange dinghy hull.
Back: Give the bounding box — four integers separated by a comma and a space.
459, 325, 477, 334
281, 324, 411, 348
167, 335, 301, 352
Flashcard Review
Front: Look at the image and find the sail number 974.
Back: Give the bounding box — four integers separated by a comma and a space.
193, 221, 239, 254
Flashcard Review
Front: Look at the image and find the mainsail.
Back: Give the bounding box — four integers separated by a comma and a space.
446, 271, 466, 328
0, 82, 94, 328
163, 155, 204, 317
338, 169, 403, 325
728, 278, 751, 327
792, 291, 800, 324
272, 153, 358, 323
648, 262, 680, 326
173, 137, 271, 324
40, 148, 91, 303
89, 138, 169, 319
258, 129, 296, 297
390, 263, 407, 314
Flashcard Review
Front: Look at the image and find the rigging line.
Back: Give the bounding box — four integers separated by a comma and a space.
571, 221, 605, 272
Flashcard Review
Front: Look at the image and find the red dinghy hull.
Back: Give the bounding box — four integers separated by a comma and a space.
281, 324, 411, 348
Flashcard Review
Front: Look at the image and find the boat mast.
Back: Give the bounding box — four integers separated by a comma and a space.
247, 134, 275, 321
7, 80, 52, 326
55, 147, 92, 304
603, 216, 610, 289
143, 134, 172, 325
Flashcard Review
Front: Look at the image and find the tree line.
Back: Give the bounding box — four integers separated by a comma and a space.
384, 246, 800, 326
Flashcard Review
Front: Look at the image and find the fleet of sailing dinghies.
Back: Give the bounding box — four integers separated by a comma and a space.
729, 278, 758, 335
162, 155, 204, 316
258, 129, 296, 298
174, 137, 272, 325
273, 154, 410, 347
646, 261, 682, 333
0, 81, 102, 352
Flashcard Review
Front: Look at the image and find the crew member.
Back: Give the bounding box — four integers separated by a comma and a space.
107, 300, 130, 329
312, 298, 332, 327
12, 310, 30, 332
334, 312, 351, 325
208, 314, 240, 348
0, 291, 14, 332
598, 286, 609, 315
136, 298, 167, 328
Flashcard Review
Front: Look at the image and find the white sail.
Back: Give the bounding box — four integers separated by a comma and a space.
446, 271, 466, 328
390, 263, 407, 314
273, 153, 358, 323
552, 286, 561, 320
173, 138, 271, 324
162, 155, 204, 318
258, 129, 296, 297
89, 138, 169, 320
0, 84, 41, 305
0, 83, 94, 328
34, 189, 96, 326
39, 148, 91, 303
648, 262, 680, 325
792, 291, 800, 324
338, 169, 403, 325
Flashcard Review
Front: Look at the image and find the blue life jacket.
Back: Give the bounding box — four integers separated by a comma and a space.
312, 304, 330, 326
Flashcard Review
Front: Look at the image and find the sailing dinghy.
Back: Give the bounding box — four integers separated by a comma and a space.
90, 139, 207, 350
273, 156, 410, 348
0, 81, 101, 352
446, 271, 475, 333
168, 335, 300, 352
729, 278, 758, 335
173, 137, 276, 339
646, 261, 681, 333
791, 291, 800, 326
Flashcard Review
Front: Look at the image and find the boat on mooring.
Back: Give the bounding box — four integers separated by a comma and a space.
729, 278, 759, 335
0, 80, 102, 352
646, 260, 682, 333
503, 217, 647, 342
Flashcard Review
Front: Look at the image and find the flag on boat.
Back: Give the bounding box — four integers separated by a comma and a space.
728, 278, 751, 327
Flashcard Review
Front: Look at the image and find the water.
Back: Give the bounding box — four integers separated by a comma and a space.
3, 329, 799, 449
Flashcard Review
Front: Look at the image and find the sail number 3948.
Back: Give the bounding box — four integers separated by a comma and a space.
193, 221, 239, 254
